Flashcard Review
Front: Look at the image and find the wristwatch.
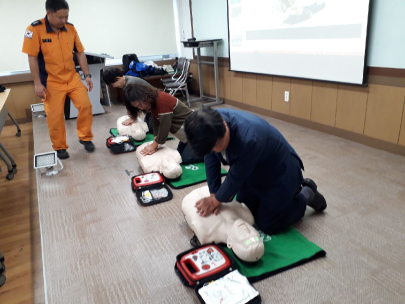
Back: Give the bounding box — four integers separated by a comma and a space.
84, 74, 92, 78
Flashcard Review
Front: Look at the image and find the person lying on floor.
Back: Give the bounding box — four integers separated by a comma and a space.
184, 107, 327, 236
182, 186, 264, 262
124, 84, 201, 165
102, 67, 152, 126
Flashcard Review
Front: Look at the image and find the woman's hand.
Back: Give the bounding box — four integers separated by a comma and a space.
122, 117, 136, 126
140, 141, 159, 155
195, 195, 221, 217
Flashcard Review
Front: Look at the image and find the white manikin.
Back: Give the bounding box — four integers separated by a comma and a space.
117, 115, 149, 141
136, 142, 183, 179
182, 186, 265, 262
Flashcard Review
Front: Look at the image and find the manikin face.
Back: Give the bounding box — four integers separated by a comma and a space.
46, 9, 69, 29
227, 219, 264, 262
161, 157, 182, 179
112, 77, 126, 88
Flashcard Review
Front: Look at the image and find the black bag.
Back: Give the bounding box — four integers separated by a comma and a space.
131, 172, 173, 206
106, 135, 136, 154
122, 54, 139, 74
151, 67, 167, 76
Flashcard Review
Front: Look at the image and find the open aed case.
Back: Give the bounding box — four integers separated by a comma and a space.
106, 135, 137, 154
131, 172, 173, 206
175, 244, 262, 304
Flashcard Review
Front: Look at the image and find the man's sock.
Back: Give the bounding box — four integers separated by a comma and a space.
300, 186, 315, 204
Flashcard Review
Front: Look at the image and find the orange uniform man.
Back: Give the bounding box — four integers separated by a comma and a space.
22, 0, 95, 159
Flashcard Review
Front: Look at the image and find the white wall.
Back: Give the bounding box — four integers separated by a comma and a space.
367, 0, 405, 68
173, 0, 193, 59
191, 0, 229, 57
0, 0, 178, 73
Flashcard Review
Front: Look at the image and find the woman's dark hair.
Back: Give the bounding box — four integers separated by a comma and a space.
46, 0, 69, 12
102, 68, 124, 85
184, 107, 226, 159
123, 83, 158, 119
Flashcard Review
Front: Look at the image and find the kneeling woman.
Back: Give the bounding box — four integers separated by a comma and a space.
124, 83, 192, 156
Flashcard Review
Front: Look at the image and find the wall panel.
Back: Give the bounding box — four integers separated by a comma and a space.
399, 103, 405, 146
242, 74, 257, 106
335, 85, 369, 134
219, 67, 231, 100
230, 72, 243, 103
272, 77, 290, 115
364, 84, 405, 143
256, 75, 272, 110
311, 82, 338, 126
290, 79, 312, 120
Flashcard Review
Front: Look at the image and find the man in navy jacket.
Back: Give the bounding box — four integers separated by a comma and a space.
184, 108, 326, 235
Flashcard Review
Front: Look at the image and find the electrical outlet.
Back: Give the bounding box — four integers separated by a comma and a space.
284, 91, 289, 102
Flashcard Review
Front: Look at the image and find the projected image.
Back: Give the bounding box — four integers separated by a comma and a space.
232, 35, 243, 46
227, 0, 371, 84
231, 6, 242, 18
278, 1, 326, 25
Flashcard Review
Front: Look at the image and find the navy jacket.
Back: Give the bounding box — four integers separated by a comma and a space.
206, 109, 303, 208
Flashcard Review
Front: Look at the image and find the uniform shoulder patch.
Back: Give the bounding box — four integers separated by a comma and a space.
24, 30, 34, 39
31, 20, 42, 26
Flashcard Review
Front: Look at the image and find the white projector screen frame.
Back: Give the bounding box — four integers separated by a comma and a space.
227, 0, 372, 85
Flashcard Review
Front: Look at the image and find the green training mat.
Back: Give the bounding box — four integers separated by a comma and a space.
223, 226, 326, 283
110, 128, 173, 146
166, 162, 228, 189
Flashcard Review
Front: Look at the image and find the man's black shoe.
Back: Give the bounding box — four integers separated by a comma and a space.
79, 140, 95, 152
302, 178, 327, 212
56, 149, 69, 159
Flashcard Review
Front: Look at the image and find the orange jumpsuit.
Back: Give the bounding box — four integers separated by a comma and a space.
22, 16, 93, 150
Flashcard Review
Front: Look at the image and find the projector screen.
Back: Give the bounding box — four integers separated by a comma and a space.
228, 0, 371, 85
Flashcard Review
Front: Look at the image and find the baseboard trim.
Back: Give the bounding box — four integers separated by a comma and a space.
224, 99, 405, 157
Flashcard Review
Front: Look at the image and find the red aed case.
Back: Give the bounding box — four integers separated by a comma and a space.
132, 172, 164, 190
175, 244, 233, 287
131, 172, 173, 206
174, 244, 262, 304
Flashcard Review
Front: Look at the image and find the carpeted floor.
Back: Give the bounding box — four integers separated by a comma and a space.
33, 100, 405, 304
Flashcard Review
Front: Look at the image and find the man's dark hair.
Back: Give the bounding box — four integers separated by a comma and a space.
184, 107, 226, 159
123, 83, 158, 119
102, 68, 125, 85
46, 0, 69, 12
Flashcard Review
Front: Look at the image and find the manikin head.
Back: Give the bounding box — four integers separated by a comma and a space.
116, 116, 147, 141
227, 219, 264, 262
161, 157, 182, 179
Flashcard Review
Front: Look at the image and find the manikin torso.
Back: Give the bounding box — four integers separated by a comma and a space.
182, 186, 265, 262
136, 142, 183, 179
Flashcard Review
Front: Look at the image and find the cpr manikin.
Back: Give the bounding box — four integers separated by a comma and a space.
136, 142, 182, 179
117, 115, 149, 141
182, 186, 264, 262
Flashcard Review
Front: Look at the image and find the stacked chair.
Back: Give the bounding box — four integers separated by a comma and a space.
161, 57, 191, 107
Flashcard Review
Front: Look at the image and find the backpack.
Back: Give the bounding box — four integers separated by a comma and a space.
126, 61, 155, 78
122, 54, 139, 74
